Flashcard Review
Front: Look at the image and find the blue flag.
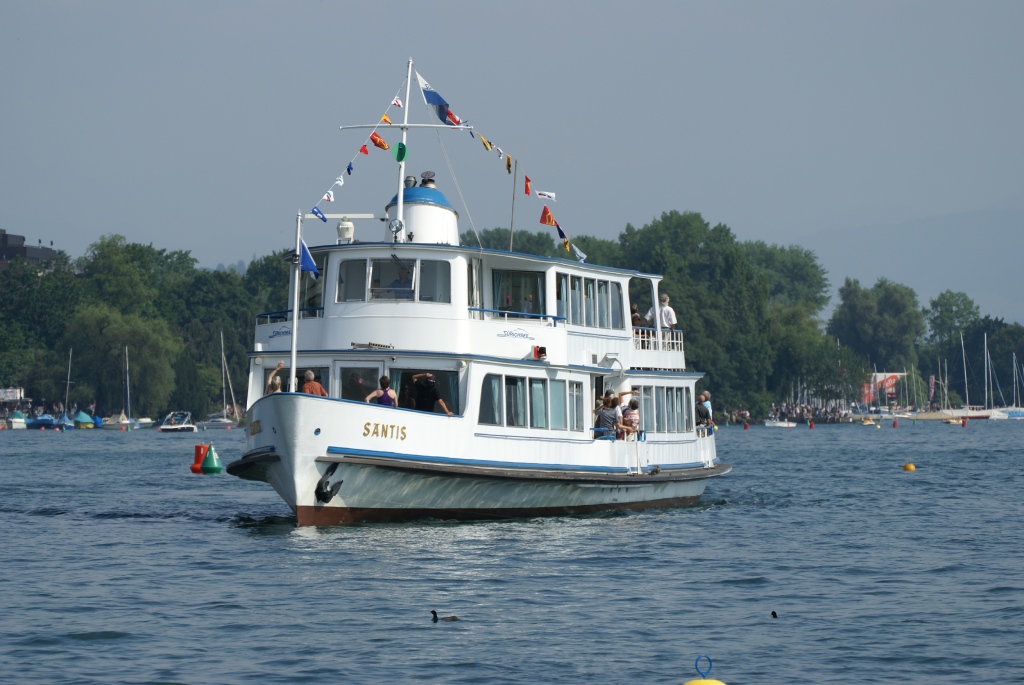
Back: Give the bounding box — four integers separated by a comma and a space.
311, 206, 327, 222
346, 162, 353, 175
299, 239, 319, 280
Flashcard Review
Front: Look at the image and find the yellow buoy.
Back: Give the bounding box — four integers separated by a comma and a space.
903, 463, 916, 471
684, 655, 727, 685
875, 424, 881, 429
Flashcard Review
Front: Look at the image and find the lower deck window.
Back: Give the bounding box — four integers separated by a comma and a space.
389, 368, 460, 413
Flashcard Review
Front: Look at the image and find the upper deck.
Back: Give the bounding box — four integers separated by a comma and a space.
261, 171, 687, 372
257, 239, 686, 372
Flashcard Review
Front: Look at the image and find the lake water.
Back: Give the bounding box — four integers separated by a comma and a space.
1, 421, 1021, 684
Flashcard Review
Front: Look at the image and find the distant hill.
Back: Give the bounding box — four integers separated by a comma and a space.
797, 208, 1024, 325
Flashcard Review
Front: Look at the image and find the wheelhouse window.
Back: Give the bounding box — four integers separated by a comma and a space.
493, 270, 544, 317
265, 366, 330, 394
419, 260, 451, 303
570, 276, 583, 324
336, 259, 367, 302
341, 367, 379, 401
370, 258, 415, 301
569, 381, 584, 431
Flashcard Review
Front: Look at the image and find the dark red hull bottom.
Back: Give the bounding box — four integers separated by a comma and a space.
295, 495, 703, 526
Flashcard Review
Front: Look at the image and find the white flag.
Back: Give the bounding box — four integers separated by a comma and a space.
572, 243, 587, 263
536, 191, 556, 201
495, 147, 504, 159
322, 190, 334, 202
392, 96, 403, 108
334, 176, 345, 187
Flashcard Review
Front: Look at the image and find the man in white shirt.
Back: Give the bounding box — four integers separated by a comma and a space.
644, 293, 678, 331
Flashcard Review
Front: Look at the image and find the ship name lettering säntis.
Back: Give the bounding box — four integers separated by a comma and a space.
363, 422, 407, 440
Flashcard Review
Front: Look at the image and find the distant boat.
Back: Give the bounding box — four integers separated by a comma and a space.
197, 331, 241, 430
102, 346, 138, 430
6, 410, 27, 430
764, 419, 796, 428
72, 411, 95, 429
157, 411, 197, 433
25, 413, 56, 430
860, 418, 876, 426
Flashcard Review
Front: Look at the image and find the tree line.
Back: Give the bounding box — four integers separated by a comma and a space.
3, 212, 1022, 419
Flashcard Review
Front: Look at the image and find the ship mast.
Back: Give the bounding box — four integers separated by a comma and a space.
393, 58, 414, 243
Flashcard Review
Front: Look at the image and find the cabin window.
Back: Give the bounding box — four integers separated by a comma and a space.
656, 387, 668, 432
299, 253, 328, 316
611, 283, 624, 329
549, 380, 567, 429
556, 273, 568, 319
492, 270, 544, 317
336, 260, 367, 302
683, 387, 693, 431
419, 260, 451, 303
390, 368, 459, 413
597, 281, 610, 328
468, 259, 483, 319
505, 376, 527, 426
640, 386, 655, 432
340, 368, 379, 401
570, 276, 583, 324
370, 257, 415, 301
584, 278, 596, 326
479, 373, 502, 425
529, 378, 548, 428
568, 381, 584, 431
666, 387, 678, 432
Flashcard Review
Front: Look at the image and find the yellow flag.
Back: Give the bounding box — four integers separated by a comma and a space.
381, 113, 392, 125
506, 155, 512, 174
479, 134, 493, 152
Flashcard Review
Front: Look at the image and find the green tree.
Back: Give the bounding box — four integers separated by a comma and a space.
0, 252, 81, 348
244, 249, 291, 313
60, 303, 181, 416
741, 241, 830, 312
461, 228, 559, 257
827, 278, 925, 370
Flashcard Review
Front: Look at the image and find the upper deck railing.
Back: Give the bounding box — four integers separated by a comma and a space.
631, 326, 684, 352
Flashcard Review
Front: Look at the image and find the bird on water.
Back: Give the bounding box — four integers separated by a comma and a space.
771, 611, 778, 618
431, 610, 459, 622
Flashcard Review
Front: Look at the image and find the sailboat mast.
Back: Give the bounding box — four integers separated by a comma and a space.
960, 332, 969, 410
984, 333, 988, 410
125, 346, 131, 420
220, 331, 227, 419
63, 348, 72, 417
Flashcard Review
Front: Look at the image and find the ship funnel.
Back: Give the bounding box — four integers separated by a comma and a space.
385, 171, 459, 245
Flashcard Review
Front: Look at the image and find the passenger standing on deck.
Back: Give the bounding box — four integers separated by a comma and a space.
695, 395, 711, 426
265, 361, 284, 395
622, 399, 641, 435
412, 373, 454, 416
644, 293, 677, 331
300, 370, 329, 396
593, 396, 619, 436
702, 391, 714, 423
365, 376, 398, 407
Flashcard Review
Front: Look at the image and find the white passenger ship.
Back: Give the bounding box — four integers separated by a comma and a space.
226, 62, 729, 524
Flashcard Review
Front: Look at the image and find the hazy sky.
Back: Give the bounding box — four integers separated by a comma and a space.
2, 2, 1022, 288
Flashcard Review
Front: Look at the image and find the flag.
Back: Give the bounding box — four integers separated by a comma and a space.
536, 191, 556, 201
392, 96, 402, 108
311, 206, 327, 223
381, 113, 392, 125
540, 205, 557, 226
524, 176, 531, 195
346, 162, 353, 175
415, 70, 463, 126
370, 132, 390, 150
299, 239, 319, 280
571, 243, 587, 263
495, 147, 504, 159
506, 155, 512, 174
557, 225, 570, 252
359, 145, 369, 155
478, 134, 493, 152
391, 142, 408, 162
334, 176, 344, 187
322, 190, 334, 202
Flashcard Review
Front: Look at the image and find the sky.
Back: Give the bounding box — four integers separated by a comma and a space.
2, 2, 1022, 318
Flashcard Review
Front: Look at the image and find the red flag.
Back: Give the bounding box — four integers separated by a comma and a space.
524, 176, 531, 195
359, 145, 369, 155
539, 205, 557, 226
370, 132, 390, 151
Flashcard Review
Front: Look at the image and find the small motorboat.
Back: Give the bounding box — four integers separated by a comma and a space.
196, 414, 239, 430
764, 419, 796, 428
72, 411, 96, 429
135, 417, 155, 428
25, 413, 57, 430
860, 418, 876, 426
157, 411, 198, 433
6, 410, 27, 430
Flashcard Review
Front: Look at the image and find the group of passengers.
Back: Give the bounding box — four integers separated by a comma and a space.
593, 389, 642, 440
264, 362, 452, 416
